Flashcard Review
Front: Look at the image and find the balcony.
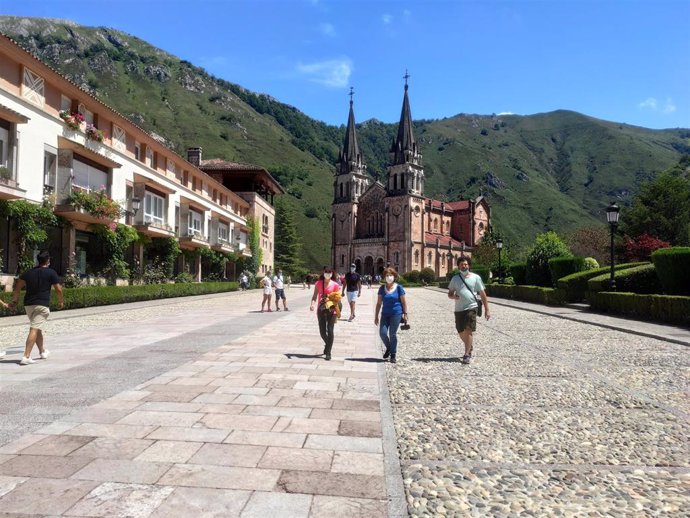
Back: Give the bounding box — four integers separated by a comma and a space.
211, 239, 235, 253
54, 187, 122, 225
0, 173, 25, 200
134, 220, 175, 238
178, 230, 210, 249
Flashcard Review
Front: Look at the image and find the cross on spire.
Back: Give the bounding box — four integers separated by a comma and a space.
348, 86, 354, 105
403, 69, 410, 89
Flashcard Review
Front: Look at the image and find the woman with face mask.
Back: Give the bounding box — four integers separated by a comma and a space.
309, 266, 340, 360
374, 267, 408, 363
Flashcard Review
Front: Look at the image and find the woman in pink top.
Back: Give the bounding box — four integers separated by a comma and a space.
309, 266, 340, 360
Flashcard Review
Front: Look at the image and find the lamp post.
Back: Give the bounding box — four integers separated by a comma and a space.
496, 238, 503, 283
606, 202, 620, 290
447, 250, 453, 274
131, 197, 141, 213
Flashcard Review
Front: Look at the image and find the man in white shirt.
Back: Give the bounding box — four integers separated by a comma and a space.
447, 257, 491, 364
273, 269, 289, 311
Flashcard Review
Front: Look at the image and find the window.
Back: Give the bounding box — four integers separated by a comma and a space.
428, 251, 432, 265
188, 210, 202, 235
183, 170, 189, 187
394, 252, 400, 264
77, 103, 93, 124
218, 222, 229, 242
134, 142, 141, 161
415, 250, 419, 265
341, 255, 345, 266
174, 205, 180, 235
72, 157, 108, 192
442, 254, 446, 266
43, 148, 57, 189
144, 191, 165, 225
212, 189, 217, 203
434, 218, 438, 231
60, 95, 72, 112
0, 123, 9, 169
192, 177, 197, 191
146, 147, 154, 168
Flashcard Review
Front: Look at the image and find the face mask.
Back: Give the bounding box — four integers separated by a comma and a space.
350, 267, 356, 273
324, 273, 332, 280
385, 275, 395, 284
460, 268, 469, 274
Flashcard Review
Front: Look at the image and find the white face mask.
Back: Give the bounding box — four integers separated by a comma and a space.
385, 275, 395, 284
350, 267, 356, 273
460, 267, 469, 274
324, 273, 332, 280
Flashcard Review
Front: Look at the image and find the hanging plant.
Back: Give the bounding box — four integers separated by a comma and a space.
59, 110, 85, 131
85, 123, 104, 142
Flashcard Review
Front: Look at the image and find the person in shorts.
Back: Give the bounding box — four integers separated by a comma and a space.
10, 251, 64, 365
260, 271, 273, 312
447, 257, 490, 364
273, 269, 289, 311
342, 263, 362, 321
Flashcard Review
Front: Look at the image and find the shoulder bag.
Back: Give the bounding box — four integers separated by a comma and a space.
457, 274, 483, 317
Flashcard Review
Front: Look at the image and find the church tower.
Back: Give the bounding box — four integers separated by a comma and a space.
332, 89, 370, 269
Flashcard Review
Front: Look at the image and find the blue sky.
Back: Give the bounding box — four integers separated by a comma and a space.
2, 0, 689, 129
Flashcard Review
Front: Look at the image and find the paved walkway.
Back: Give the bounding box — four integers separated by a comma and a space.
0, 286, 687, 517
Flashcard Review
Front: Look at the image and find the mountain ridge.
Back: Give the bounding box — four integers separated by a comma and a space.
1, 16, 687, 266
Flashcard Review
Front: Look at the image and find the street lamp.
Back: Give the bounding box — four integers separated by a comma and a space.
606, 202, 620, 290
496, 238, 503, 283
131, 197, 141, 214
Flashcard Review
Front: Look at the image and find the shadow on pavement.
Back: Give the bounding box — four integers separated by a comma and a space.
345, 357, 386, 363
285, 353, 324, 359
412, 357, 462, 363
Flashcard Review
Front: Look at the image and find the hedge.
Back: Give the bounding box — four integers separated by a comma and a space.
447, 267, 490, 283
486, 284, 566, 306
587, 264, 661, 295
556, 262, 648, 302
548, 256, 585, 287
589, 292, 690, 327
652, 247, 690, 296
0, 281, 239, 316
510, 263, 527, 285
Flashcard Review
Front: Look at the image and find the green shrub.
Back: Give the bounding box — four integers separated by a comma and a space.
587, 264, 661, 295
402, 270, 421, 283
548, 256, 585, 286
652, 247, 690, 295
0, 281, 239, 315
420, 267, 437, 284
526, 232, 572, 287
583, 257, 600, 270
590, 292, 690, 326
472, 266, 490, 283
486, 284, 565, 306
556, 262, 648, 302
174, 272, 195, 284
510, 262, 527, 285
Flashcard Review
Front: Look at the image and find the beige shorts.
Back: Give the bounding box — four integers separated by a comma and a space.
25, 305, 50, 330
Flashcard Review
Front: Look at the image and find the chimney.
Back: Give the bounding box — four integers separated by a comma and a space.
187, 147, 202, 167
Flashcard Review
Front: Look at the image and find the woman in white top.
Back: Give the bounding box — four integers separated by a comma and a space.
260, 272, 273, 312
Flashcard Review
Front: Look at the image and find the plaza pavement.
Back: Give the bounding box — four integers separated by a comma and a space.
0, 286, 688, 517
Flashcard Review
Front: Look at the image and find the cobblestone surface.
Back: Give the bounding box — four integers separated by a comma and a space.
386, 289, 689, 517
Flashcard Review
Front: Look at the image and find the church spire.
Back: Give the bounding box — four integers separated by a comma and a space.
341, 87, 360, 169
391, 70, 417, 166
334, 87, 369, 203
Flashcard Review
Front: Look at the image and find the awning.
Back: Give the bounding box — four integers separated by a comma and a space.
57, 136, 122, 169
133, 173, 176, 194
0, 104, 29, 124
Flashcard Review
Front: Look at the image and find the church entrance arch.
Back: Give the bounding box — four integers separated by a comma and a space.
376, 257, 384, 275
354, 258, 362, 274
364, 256, 374, 276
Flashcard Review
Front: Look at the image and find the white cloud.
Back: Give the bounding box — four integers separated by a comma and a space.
382, 14, 393, 24
296, 58, 352, 87
639, 97, 658, 110
663, 97, 676, 114
497, 111, 515, 116
319, 23, 335, 37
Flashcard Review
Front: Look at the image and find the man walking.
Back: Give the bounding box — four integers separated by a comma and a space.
10, 251, 64, 365
447, 257, 490, 364
342, 263, 362, 321
273, 269, 289, 311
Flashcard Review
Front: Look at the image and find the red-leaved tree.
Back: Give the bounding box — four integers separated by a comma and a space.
624, 233, 671, 262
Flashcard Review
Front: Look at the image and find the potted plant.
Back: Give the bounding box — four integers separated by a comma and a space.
85, 123, 104, 142
59, 110, 85, 131
0, 166, 11, 181
67, 189, 122, 220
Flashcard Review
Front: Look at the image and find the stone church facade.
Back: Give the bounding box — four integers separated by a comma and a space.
331, 83, 490, 278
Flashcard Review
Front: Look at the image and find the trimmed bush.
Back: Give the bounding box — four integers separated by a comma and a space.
589, 292, 690, 327
486, 284, 566, 306
548, 256, 585, 286
0, 281, 239, 316
583, 257, 600, 270
556, 262, 648, 302
526, 231, 571, 287
587, 264, 661, 295
420, 267, 437, 284
510, 262, 527, 285
402, 270, 421, 283
652, 247, 690, 295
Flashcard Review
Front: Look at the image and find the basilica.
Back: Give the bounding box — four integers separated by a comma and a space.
331, 81, 491, 278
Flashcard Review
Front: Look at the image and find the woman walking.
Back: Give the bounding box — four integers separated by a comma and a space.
260, 271, 273, 312
374, 267, 408, 364
310, 267, 340, 360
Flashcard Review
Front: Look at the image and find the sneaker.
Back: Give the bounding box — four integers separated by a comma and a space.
20, 357, 35, 365
39, 350, 51, 359
348, 315, 355, 321
390, 355, 397, 364
276, 308, 281, 312
267, 309, 273, 312
383, 348, 391, 359
324, 354, 331, 361
285, 308, 290, 311
461, 355, 471, 365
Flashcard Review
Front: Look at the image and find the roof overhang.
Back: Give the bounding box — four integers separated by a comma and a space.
0, 104, 29, 124
133, 173, 176, 194
58, 136, 122, 169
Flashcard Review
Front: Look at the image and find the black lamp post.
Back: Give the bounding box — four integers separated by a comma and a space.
606, 202, 620, 290
131, 197, 141, 214
496, 238, 503, 283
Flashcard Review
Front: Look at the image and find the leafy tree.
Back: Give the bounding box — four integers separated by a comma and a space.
471, 227, 510, 278
526, 231, 571, 286
274, 199, 303, 275
623, 233, 671, 262
245, 217, 262, 274
565, 226, 610, 265
621, 156, 690, 246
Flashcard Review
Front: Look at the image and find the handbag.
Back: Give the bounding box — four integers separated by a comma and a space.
457, 273, 483, 317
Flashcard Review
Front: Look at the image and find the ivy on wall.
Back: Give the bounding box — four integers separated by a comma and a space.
0, 200, 59, 274
246, 216, 262, 274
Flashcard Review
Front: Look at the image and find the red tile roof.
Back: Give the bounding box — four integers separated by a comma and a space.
423, 232, 466, 247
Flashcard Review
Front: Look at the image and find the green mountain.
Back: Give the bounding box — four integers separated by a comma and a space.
2, 17, 688, 266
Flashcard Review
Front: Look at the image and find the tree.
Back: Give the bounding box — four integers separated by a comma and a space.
621, 156, 690, 246
245, 217, 262, 274
526, 231, 571, 286
565, 226, 610, 265
274, 199, 303, 275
